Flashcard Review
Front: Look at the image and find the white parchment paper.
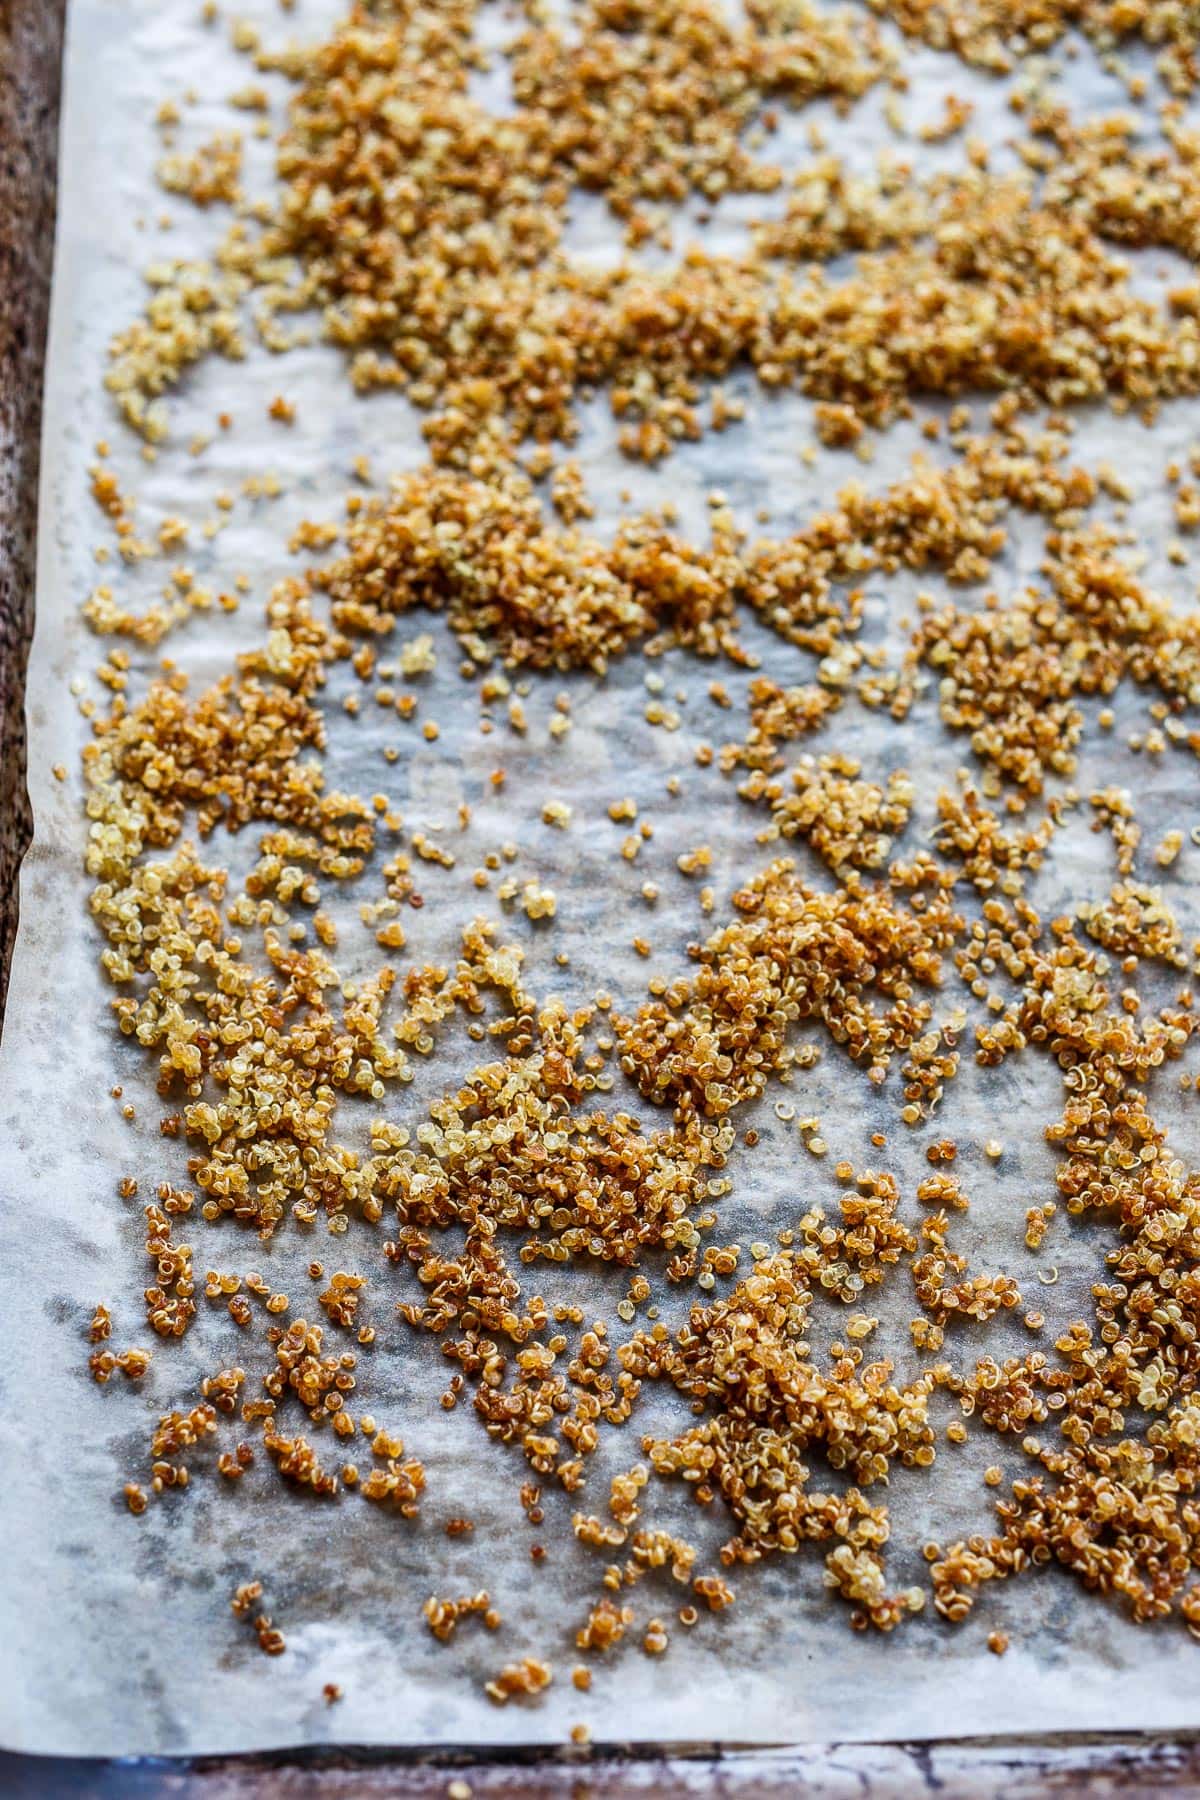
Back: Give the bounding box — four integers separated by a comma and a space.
3, 0, 1200, 1757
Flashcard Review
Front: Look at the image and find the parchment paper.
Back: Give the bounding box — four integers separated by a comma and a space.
3, 0, 1200, 1758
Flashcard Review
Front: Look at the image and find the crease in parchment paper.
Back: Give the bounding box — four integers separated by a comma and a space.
2, 0, 1199, 1758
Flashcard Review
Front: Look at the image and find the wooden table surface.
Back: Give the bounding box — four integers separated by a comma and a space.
2, 2, 1199, 1792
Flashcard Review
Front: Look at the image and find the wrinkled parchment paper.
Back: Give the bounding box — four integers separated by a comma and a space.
4, 0, 1200, 1757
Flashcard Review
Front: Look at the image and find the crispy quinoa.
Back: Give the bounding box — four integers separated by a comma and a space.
68, 0, 1200, 1705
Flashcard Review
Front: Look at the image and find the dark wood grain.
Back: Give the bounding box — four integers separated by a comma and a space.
1, 1, 1199, 1793
0, 0, 65, 1014
5, 1734, 1200, 1799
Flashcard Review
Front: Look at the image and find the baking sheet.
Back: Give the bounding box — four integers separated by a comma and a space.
3, 0, 1200, 1758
